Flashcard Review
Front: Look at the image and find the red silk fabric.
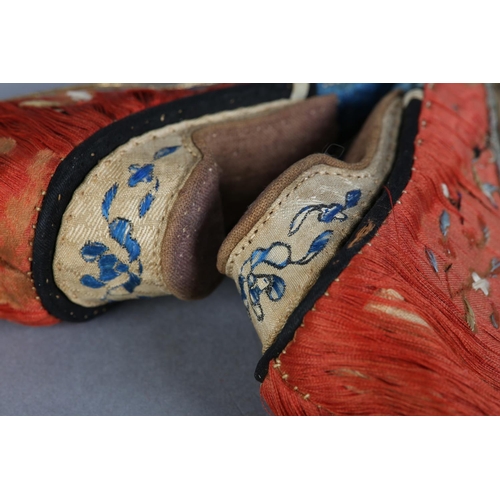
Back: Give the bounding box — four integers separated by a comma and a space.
262, 84, 500, 415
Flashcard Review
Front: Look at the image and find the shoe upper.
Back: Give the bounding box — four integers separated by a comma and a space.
0, 83, 416, 326
217, 90, 404, 350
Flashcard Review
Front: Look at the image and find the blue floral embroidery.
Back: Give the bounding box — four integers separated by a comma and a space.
79, 144, 180, 300
239, 231, 333, 321
289, 189, 361, 236
80, 241, 141, 297
130, 159, 162, 219
102, 183, 117, 220
139, 192, 155, 218
238, 189, 361, 321
108, 218, 141, 262
128, 164, 154, 187
154, 145, 180, 160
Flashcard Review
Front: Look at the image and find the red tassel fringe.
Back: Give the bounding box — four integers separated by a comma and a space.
261, 84, 500, 415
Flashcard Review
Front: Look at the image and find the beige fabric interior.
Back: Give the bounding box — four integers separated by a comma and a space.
191, 94, 339, 230
217, 91, 399, 272
161, 95, 341, 300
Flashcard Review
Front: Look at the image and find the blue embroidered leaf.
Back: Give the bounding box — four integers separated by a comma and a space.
116, 261, 129, 274
154, 145, 180, 160
138, 260, 143, 275
80, 275, 105, 289
250, 248, 269, 268
98, 254, 122, 282
122, 272, 141, 293
308, 230, 333, 254
319, 204, 344, 223
491, 313, 499, 329
139, 192, 155, 218
425, 248, 438, 273
102, 184, 118, 221
81, 242, 109, 262
482, 183, 499, 206
267, 275, 285, 302
154, 178, 160, 192
440, 210, 450, 237
109, 218, 141, 262
482, 224, 490, 243
296, 230, 333, 265
344, 189, 362, 208
128, 163, 154, 187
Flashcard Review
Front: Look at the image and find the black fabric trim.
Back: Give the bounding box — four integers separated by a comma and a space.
254, 98, 422, 382
33, 84, 293, 322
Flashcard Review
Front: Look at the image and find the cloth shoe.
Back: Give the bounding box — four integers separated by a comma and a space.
219, 83, 500, 416
1, 83, 394, 325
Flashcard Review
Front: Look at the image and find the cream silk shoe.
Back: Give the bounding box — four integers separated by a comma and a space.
0, 83, 407, 326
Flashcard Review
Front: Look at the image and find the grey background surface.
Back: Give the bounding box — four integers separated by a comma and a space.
0, 83, 266, 415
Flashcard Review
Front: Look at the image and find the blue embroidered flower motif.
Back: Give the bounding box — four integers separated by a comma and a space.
128, 164, 155, 187
288, 189, 361, 236
102, 183, 118, 220
239, 231, 333, 321
154, 145, 180, 160
80, 190, 143, 297
139, 192, 155, 218
80, 241, 141, 295
102, 185, 141, 262
108, 218, 141, 262
130, 146, 177, 218
238, 189, 362, 321
79, 144, 181, 301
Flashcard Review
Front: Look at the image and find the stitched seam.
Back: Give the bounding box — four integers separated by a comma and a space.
55, 126, 201, 301
155, 132, 200, 290
225, 97, 403, 276
226, 169, 374, 275
270, 358, 336, 415
259, 98, 405, 398
159, 135, 206, 293
267, 89, 421, 413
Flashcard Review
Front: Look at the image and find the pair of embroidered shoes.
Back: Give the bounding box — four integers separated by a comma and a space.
2, 83, 500, 415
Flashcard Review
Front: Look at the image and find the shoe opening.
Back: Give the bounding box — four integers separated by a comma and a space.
162, 85, 405, 299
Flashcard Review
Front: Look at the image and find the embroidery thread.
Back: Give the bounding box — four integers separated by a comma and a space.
288, 189, 361, 236
238, 189, 362, 321
79, 145, 179, 301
